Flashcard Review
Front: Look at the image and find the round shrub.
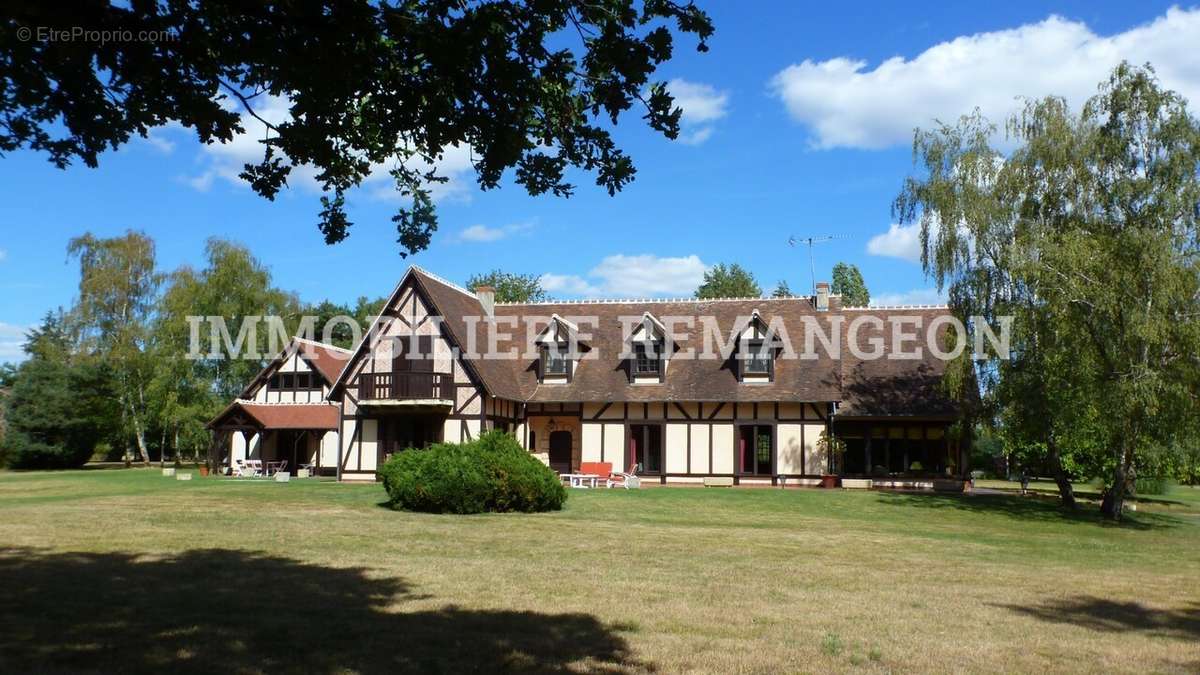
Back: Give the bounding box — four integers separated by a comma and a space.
380, 431, 567, 514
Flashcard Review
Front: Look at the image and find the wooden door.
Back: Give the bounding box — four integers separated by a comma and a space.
548, 430, 572, 475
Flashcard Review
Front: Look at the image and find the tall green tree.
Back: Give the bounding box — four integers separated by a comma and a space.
466, 270, 548, 303
695, 263, 761, 299
831, 262, 870, 306
68, 232, 161, 464
771, 280, 792, 298
3, 2, 712, 256
896, 63, 1200, 519
1, 315, 120, 469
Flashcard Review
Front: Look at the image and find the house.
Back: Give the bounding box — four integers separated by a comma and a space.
209, 266, 966, 487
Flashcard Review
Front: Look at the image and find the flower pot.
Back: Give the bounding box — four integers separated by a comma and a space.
820, 475, 840, 489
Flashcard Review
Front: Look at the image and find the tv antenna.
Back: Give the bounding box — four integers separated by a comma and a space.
788, 234, 849, 294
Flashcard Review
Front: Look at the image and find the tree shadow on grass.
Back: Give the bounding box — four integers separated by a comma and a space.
0, 547, 647, 674
875, 491, 1174, 530
994, 595, 1200, 642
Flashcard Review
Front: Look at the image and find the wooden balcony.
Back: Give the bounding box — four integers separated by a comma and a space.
356, 372, 450, 403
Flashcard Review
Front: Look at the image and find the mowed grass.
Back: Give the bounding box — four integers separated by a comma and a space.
0, 469, 1197, 674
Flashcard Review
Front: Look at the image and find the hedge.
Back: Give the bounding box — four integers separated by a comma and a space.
379, 431, 567, 514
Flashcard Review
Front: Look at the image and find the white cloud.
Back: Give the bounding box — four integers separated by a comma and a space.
189, 94, 475, 202
770, 7, 1200, 149
541, 254, 709, 298
0, 322, 29, 362
667, 78, 729, 145
539, 273, 603, 297
867, 223, 922, 263
455, 221, 533, 243
869, 288, 947, 307
677, 126, 714, 146
144, 132, 176, 154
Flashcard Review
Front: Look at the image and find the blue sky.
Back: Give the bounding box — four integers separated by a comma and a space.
1, 2, 1196, 362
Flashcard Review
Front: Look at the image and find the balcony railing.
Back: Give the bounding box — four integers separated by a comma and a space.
357, 371, 449, 402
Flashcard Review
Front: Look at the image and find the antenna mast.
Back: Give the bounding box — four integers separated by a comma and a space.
788, 234, 849, 294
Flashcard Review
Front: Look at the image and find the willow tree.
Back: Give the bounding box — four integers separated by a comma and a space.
897, 63, 1200, 519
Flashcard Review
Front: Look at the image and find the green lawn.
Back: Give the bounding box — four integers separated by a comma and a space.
0, 469, 1197, 674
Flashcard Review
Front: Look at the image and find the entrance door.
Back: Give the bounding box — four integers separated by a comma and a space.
629, 424, 663, 475
378, 416, 441, 466
737, 425, 773, 476
276, 430, 303, 475
548, 430, 573, 475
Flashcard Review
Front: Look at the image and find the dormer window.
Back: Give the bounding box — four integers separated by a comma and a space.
543, 344, 569, 376
738, 311, 776, 382
535, 314, 580, 383
743, 341, 771, 375
628, 312, 668, 383
634, 342, 660, 375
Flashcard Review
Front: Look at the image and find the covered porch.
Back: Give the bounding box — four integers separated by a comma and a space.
208, 402, 340, 477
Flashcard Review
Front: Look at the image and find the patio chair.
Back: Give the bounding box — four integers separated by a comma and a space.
607, 470, 641, 489
234, 459, 258, 478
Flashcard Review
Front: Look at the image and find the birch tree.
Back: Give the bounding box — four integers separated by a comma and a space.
68, 232, 161, 465
896, 63, 1200, 519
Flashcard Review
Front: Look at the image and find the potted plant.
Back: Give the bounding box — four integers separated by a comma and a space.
816, 431, 845, 488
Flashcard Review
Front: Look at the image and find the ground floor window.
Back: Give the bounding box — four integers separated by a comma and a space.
836, 423, 953, 477
629, 424, 663, 475
378, 416, 441, 464
737, 425, 773, 476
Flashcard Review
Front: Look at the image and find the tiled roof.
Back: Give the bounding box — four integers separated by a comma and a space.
294, 337, 352, 384
410, 267, 960, 415
209, 401, 339, 430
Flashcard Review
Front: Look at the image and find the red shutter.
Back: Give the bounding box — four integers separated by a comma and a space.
629, 432, 638, 472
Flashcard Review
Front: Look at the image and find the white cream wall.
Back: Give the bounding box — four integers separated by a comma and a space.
574, 401, 828, 477
253, 352, 329, 403
337, 284, 495, 475
710, 424, 734, 474
664, 424, 688, 474
802, 422, 829, 474
778, 424, 804, 475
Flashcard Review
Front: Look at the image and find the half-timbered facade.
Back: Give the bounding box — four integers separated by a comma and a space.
211, 266, 966, 486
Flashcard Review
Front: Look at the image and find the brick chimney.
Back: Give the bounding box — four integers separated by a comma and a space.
474, 285, 495, 317
815, 282, 830, 311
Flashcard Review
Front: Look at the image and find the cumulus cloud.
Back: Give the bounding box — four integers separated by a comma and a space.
0, 322, 29, 362
189, 94, 475, 202
869, 288, 947, 307
667, 79, 729, 145
454, 222, 533, 243
541, 254, 709, 298
867, 223, 922, 263
770, 7, 1200, 149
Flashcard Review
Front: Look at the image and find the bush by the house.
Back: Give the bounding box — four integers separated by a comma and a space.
379, 431, 567, 514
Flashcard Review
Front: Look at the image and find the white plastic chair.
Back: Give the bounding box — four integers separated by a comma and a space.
607, 472, 641, 489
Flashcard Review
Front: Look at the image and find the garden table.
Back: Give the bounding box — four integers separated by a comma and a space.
562, 473, 601, 488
